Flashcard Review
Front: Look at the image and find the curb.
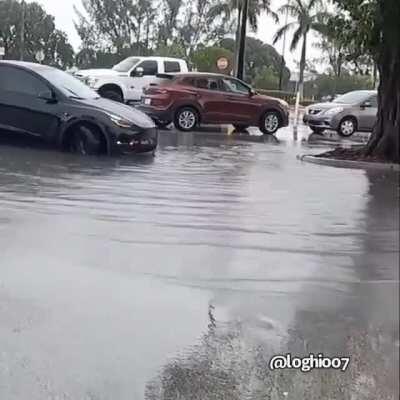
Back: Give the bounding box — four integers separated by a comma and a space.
298, 154, 400, 171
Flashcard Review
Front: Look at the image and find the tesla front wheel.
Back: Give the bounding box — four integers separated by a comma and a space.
260, 111, 280, 135
174, 107, 198, 132
70, 125, 102, 155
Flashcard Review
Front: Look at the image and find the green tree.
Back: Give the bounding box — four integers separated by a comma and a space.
220, 37, 290, 87
253, 66, 280, 89
273, 0, 327, 98
330, 0, 399, 162
191, 46, 234, 73
0, 0, 74, 68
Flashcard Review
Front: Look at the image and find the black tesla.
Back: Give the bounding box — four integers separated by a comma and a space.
0, 61, 158, 155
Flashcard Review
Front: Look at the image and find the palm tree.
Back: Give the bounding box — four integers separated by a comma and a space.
209, 0, 277, 43
274, 0, 327, 98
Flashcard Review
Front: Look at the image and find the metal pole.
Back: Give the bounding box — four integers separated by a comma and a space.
20, 0, 25, 61
236, 0, 249, 80
278, 8, 289, 90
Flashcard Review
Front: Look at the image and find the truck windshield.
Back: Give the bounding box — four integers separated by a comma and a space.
113, 57, 140, 73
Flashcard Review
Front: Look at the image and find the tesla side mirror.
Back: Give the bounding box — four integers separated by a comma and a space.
249, 89, 257, 97
361, 101, 372, 108
38, 90, 57, 103
134, 67, 144, 77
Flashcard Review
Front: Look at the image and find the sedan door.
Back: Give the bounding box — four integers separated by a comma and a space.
0, 65, 60, 140
358, 94, 378, 131
219, 77, 260, 124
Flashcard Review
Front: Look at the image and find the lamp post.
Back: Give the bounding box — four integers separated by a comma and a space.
20, 0, 25, 61
236, 0, 249, 81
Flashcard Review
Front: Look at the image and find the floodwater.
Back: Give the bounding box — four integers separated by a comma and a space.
0, 127, 398, 399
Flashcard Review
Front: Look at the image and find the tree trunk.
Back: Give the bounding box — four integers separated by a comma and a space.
298, 32, 307, 99
365, 0, 399, 163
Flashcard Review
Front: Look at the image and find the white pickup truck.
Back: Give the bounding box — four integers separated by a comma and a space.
75, 56, 189, 104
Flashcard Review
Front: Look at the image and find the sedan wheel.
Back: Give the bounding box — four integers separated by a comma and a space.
260, 111, 280, 135
174, 108, 198, 131
338, 118, 356, 137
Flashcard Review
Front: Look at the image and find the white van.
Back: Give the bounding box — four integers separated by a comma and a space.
75, 57, 189, 104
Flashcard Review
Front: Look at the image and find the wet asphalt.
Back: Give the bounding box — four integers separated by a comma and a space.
0, 125, 398, 399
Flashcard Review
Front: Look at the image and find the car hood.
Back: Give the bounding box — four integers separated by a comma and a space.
75, 69, 127, 78
78, 97, 155, 128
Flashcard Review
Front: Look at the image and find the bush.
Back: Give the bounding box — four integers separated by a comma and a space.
304, 74, 374, 99
253, 67, 279, 90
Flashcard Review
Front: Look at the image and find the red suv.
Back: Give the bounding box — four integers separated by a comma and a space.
138, 73, 289, 134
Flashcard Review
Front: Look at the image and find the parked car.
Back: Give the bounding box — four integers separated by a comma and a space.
138, 73, 290, 134
0, 61, 158, 155
75, 57, 189, 104
303, 90, 378, 137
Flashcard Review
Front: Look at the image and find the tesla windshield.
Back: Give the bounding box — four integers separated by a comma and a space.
38, 68, 100, 99
112, 57, 140, 72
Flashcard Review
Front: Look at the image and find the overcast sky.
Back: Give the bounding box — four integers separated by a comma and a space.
27, 0, 322, 71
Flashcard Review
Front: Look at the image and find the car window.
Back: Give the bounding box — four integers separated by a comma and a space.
0, 66, 49, 96
333, 91, 374, 105
113, 57, 140, 73
221, 78, 250, 95
135, 60, 158, 76
180, 77, 195, 87
194, 77, 220, 91
369, 95, 378, 107
164, 61, 181, 73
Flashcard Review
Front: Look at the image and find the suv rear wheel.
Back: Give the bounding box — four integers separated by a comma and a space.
260, 111, 280, 135
174, 107, 199, 132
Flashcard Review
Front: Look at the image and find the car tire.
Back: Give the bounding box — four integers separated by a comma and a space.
70, 125, 103, 155
233, 124, 250, 132
174, 107, 199, 132
260, 111, 280, 135
338, 117, 357, 137
99, 89, 124, 103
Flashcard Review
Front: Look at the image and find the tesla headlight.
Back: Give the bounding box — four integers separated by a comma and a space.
109, 114, 133, 129
324, 107, 344, 116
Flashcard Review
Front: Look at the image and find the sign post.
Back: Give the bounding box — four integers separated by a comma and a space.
0, 47, 5, 60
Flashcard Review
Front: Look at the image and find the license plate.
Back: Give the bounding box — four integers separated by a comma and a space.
144, 98, 151, 105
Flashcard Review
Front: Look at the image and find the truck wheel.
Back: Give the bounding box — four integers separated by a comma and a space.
99, 88, 123, 103
233, 124, 250, 132
155, 121, 172, 129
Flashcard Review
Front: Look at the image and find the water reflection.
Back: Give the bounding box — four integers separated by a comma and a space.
0, 131, 398, 399
145, 170, 399, 400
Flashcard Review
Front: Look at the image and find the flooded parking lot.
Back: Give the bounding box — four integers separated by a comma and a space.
0, 126, 398, 399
